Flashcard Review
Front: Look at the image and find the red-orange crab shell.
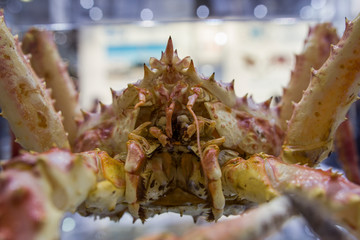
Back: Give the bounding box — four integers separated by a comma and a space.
74, 37, 284, 158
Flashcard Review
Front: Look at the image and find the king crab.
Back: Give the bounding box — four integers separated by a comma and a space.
0, 11, 360, 240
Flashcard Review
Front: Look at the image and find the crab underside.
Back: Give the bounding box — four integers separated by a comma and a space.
1, 11, 360, 240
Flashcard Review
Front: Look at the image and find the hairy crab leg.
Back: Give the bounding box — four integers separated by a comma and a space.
221, 153, 360, 237
278, 23, 339, 130
282, 13, 360, 166
0, 16, 69, 152
21, 28, 82, 145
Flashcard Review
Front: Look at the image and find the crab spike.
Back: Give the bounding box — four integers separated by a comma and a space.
143, 64, 154, 79
187, 60, 196, 75
192, 215, 200, 223
345, 17, 350, 29
81, 109, 92, 121
330, 44, 339, 56
310, 67, 318, 77
263, 97, 272, 109
208, 72, 215, 82
99, 101, 108, 113
229, 79, 235, 90
110, 88, 120, 100
242, 93, 249, 101
162, 36, 174, 64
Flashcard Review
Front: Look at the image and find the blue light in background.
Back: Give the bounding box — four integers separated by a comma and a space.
107, 44, 166, 64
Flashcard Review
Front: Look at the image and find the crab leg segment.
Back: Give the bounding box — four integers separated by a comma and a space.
278, 23, 339, 130
21, 28, 82, 145
282, 13, 360, 166
0, 149, 100, 240
0, 17, 69, 152
222, 154, 360, 237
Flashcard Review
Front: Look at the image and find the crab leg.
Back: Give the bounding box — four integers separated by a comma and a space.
282, 13, 360, 166
21, 28, 82, 145
0, 16, 69, 152
0, 149, 96, 240
0, 149, 126, 240
137, 196, 296, 240
222, 153, 360, 237
278, 23, 339, 130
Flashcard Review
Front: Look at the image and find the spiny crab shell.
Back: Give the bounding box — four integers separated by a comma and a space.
74, 37, 283, 157
72, 37, 285, 221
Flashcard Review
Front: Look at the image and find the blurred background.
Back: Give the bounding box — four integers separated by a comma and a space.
1, 0, 359, 108
0, 0, 360, 239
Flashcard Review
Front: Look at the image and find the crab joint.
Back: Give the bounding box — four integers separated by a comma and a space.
149, 126, 169, 147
